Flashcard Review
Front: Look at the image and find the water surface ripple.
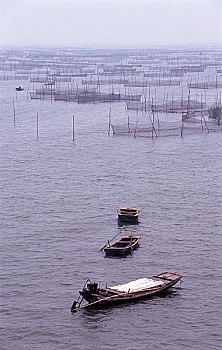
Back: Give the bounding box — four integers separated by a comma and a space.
1, 81, 222, 350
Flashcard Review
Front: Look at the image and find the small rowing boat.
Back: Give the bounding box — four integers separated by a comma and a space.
118, 206, 139, 223
103, 234, 140, 256
15, 86, 24, 91
71, 272, 182, 312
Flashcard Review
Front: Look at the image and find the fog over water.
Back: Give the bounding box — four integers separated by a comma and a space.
1, 0, 221, 47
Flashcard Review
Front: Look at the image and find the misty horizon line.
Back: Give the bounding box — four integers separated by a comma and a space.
1, 43, 221, 50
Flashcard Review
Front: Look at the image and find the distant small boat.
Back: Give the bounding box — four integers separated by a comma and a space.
71, 272, 182, 312
118, 206, 139, 223
103, 234, 141, 256
15, 86, 24, 91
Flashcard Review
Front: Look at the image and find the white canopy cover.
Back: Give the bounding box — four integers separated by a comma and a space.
109, 278, 164, 293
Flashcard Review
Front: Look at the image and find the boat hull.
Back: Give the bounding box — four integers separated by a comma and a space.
104, 242, 139, 256
117, 207, 139, 223
76, 272, 182, 309
104, 235, 140, 256
118, 214, 139, 223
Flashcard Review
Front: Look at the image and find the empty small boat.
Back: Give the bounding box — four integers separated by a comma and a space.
118, 207, 139, 223
103, 234, 141, 256
15, 86, 24, 91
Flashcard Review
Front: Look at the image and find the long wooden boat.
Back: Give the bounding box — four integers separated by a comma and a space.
103, 234, 141, 256
71, 272, 182, 312
118, 206, 139, 223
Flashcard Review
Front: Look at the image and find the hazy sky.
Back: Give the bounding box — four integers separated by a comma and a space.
0, 0, 221, 47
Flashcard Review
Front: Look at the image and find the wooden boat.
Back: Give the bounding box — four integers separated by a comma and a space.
71, 272, 182, 312
118, 206, 139, 223
103, 234, 140, 256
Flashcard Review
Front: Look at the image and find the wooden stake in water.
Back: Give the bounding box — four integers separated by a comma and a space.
108, 107, 111, 136
13, 99, 16, 125
72, 115, 75, 141
37, 112, 39, 139
181, 123, 184, 137
134, 119, 138, 138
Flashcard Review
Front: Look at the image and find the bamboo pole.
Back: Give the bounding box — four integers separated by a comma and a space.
37, 112, 39, 139
134, 120, 138, 138
72, 115, 75, 141
108, 107, 111, 136
201, 112, 209, 133
180, 123, 184, 137
13, 99, 16, 125
150, 98, 157, 139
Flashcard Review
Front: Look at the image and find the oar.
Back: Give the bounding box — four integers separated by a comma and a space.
71, 285, 161, 312
100, 232, 120, 251
100, 241, 110, 251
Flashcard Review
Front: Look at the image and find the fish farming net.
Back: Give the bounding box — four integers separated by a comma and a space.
111, 120, 222, 138
127, 100, 205, 113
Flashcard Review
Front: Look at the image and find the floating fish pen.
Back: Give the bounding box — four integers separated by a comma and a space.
208, 106, 222, 124
127, 99, 205, 113
0, 74, 23, 80
30, 77, 52, 83
51, 76, 72, 82
54, 88, 96, 102
52, 72, 87, 77
126, 101, 145, 111
65, 73, 87, 77
29, 86, 96, 101
30, 89, 122, 103
111, 119, 221, 138
1, 46, 222, 114
124, 79, 181, 87
183, 105, 221, 122
82, 78, 129, 85
171, 66, 205, 74
143, 71, 165, 78
54, 90, 140, 103
29, 85, 140, 103
0, 70, 29, 80
29, 81, 56, 99
99, 71, 138, 77
77, 92, 121, 103
182, 110, 208, 122
188, 81, 222, 89
143, 70, 184, 78
14, 74, 29, 80
29, 90, 54, 100
111, 121, 179, 138
103, 66, 137, 73
182, 114, 222, 132
121, 94, 141, 101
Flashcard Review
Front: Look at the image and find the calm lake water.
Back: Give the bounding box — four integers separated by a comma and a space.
1, 75, 222, 350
